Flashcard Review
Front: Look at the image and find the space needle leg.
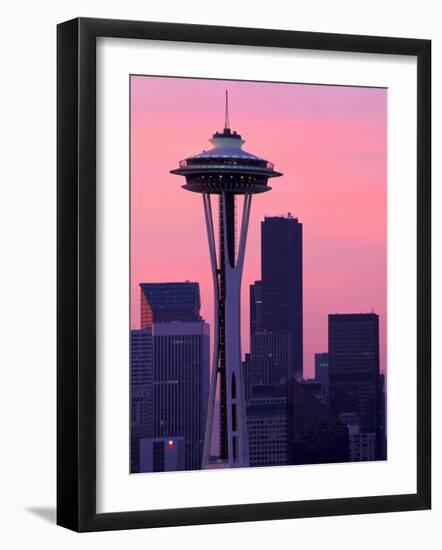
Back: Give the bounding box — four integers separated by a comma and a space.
221, 193, 252, 467
202, 193, 219, 469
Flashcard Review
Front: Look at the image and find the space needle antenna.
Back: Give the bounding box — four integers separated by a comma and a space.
224, 90, 230, 129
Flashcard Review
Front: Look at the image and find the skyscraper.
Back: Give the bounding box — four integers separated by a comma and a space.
299, 379, 327, 407
171, 93, 282, 468
133, 281, 210, 473
246, 384, 287, 467
245, 215, 303, 394
286, 378, 349, 465
130, 328, 153, 473
338, 413, 376, 461
243, 332, 290, 401
376, 373, 387, 460
152, 321, 210, 471
314, 352, 330, 407
328, 313, 381, 437
250, 280, 263, 335
260, 215, 303, 379
139, 436, 185, 473
140, 282, 202, 329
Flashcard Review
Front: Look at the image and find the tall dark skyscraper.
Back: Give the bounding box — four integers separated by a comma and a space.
245, 215, 303, 401
328, 313, 381, 438
140, 282, 202, 329
130, 328, 153, 473
152, 321, 210, 471
260, 215, 303, 379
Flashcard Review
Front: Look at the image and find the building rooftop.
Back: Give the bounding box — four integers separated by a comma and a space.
140, 282, 202, 324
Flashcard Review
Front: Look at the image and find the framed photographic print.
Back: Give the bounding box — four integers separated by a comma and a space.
57, 17, 431, 532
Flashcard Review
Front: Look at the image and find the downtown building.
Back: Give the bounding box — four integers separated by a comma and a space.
140, 282, 202, 329
377, 373, 387, 460
245, 380, 349, 467
130, 328, 153, 473
246, 384, 288, 467
328, 313, 385, 460
139, 436, 185, 473
132, 282, 210, 472
246, 214, 303, 396
243, 332, 290, 401
260, 215, 303, 379
286, 378, 349, 465
314, 352, 330, 407
299, 379, 328, 407
152, 321, 209, 471
338, 412, 376, 461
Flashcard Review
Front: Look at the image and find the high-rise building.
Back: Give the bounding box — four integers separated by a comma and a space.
328, 313, 381, 437
246, 384, 287, 467
376, 373, 387, 460
299, 379, 327, 407
250, 281, 263, 335
243, 332, 290, 401
152, 321, 210, 471
130, 328, 153, 473
140, 282, 202, 329
260, 215, 303, 379
338, 413, 376, 461
286, 378, 349, 465
171, 93, 282, 468
314, 352, 329, 407
139, 436, 185, 473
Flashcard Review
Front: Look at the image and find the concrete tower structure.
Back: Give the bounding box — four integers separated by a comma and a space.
171, 93, 282, 468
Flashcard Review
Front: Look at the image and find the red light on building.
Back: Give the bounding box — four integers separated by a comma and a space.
167, 440, 174, 449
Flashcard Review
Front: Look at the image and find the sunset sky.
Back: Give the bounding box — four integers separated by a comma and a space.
130, 76, 387, 378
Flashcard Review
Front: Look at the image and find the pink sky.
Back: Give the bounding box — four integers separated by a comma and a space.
130, 76, 387, 378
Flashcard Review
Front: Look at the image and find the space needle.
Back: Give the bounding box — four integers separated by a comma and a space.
171, 92, 282, 468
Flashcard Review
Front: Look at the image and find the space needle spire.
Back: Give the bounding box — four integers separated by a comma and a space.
224, 89, 230, 129
171, 93, 283, 468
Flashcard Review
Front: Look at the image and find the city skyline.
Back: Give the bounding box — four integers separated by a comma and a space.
130, 279, 386, 471
130, 76, 387, 378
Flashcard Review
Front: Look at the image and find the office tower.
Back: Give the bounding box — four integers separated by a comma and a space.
245, 216, 303, 399
328, 313, 380, 436
299, 379, 327, 407
286, 378, 349, 465
246, 384, 287, 467
250, 280, 263, 335
376, 373, 387, 460
130, 328, 153, 473
140, 282, 202, 329
314, 352, 329, 406
243, 332, 290, 401
339, 413, 376, 461
171, 93, 282, 468
152, 321, 210, 471
261, 215, 303, 379
139, 436, 185, 473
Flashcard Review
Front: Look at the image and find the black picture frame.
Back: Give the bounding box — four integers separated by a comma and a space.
57, 17, 431, 532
